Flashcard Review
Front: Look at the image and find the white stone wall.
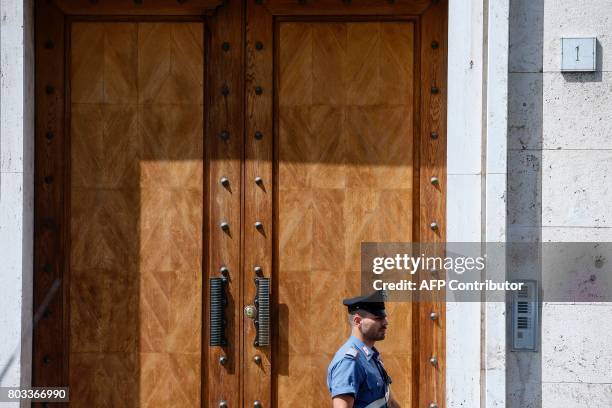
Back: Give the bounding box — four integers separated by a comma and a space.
0, 1, 34, 407
446, 1, 485, 406
447, 0, 508, 407
508, 0, 612, 406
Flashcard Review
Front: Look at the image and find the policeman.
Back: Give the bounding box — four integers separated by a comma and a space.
327, 291, 399, 408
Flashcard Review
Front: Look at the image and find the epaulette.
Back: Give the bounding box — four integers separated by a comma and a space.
344, 346, 359, 359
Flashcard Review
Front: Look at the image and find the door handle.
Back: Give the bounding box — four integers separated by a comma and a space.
209, 276, 228, 346
253, 277, 270, 347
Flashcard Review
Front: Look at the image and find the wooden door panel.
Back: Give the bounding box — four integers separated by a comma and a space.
275, 21, 415, 407
69, 22, 204, 407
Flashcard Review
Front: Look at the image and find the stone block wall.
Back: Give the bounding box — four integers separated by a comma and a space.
508, 1, 612, 406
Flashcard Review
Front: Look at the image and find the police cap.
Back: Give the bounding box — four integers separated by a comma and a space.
343, 290, 387, 317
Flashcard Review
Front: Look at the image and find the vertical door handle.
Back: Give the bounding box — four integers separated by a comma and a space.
253, 277, 270, 347
210, 277, 228, 346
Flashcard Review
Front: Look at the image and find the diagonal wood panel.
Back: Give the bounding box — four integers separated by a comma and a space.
71, 23, 105, 104
139, 23, 203, 105
70, 352, 139, 407
278, 23, 313, 106
277, 21, 415, 407
312, 23, 348, 106
69, 21, 203, 407
71, 103, 139, 189
346, 23, 381, 105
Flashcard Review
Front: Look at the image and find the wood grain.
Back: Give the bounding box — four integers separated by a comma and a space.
418, 1, 448, 407
264, 0, 430, 16
69, 352, 139, 407
137, 24, 204, 408
276, 21, 415, 407
204, 0, 244, 405
68, 22, 203, 407
245, 0, 274, 406
53, 0, 223, 16
138, 23, 203, 105
33, 0, 67, 391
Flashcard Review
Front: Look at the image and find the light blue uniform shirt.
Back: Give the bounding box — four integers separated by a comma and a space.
327, 335, 392, 408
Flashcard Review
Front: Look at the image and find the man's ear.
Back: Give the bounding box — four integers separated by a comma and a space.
353, 314, 362, 326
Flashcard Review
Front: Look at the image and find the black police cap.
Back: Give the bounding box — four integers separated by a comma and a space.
343, 290, 387, 317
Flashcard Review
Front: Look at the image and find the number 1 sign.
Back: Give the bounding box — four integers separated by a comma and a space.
561, 37, 597, 72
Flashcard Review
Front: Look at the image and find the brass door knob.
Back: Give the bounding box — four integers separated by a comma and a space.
244, 305, 257, 319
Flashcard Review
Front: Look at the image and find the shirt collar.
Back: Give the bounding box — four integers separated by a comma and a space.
349, 335, 378, 361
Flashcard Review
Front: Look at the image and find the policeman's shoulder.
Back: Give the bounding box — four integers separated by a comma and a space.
343, 346, 360, 360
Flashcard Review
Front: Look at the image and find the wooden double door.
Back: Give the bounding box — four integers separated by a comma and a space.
33, 1, 446, 407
